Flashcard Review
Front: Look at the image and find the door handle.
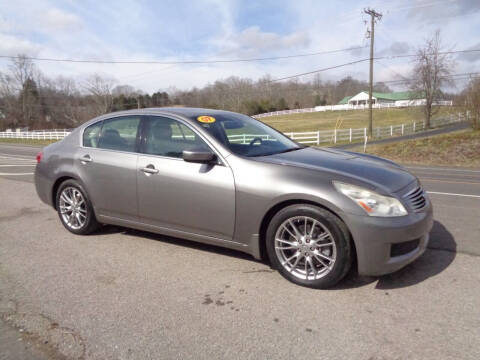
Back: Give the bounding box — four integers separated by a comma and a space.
80, 155, 93, 163
141, 165, 159, 175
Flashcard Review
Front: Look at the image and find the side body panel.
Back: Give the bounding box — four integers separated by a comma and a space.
226, 155, 367, 258
74, 147, 139, 221
136, 155, 236, 240
35, 131, 81, 207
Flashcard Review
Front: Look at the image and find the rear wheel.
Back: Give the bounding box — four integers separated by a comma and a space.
56, 179, 100, 235
266, 204, 352, 288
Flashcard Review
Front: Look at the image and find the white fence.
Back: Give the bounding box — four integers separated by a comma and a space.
253, 101, 454, 119
283, 115, 462, 145
0, 115, 463, 145
229, 115, 462, 145
0, 129, 70, 140
254, 108, 316, 118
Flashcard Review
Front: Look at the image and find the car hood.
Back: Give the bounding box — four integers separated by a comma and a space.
255, 147, 416, 193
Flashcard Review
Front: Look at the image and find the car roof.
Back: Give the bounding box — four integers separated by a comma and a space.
80, 107, 244, 129
105, 107, 239, 118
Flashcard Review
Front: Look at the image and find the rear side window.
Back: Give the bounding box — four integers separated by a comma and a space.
97, 116, 141, 152
83, 121, 103, 148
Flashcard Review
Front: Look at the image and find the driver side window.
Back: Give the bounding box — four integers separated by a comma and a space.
143, 116, 210, 158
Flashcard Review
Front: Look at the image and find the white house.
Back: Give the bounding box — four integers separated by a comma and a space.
338, 91, 427, 106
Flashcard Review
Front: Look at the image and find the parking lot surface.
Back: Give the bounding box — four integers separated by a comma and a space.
0, 143, 479, 359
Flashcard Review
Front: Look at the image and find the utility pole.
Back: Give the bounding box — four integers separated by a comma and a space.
364, 8, 382, 138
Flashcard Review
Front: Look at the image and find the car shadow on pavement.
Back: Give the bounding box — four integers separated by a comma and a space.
337, 220, 457, 290
97, 221, 456, 290
99, 225, 261, 262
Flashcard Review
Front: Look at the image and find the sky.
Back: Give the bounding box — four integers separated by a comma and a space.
0, 0, 479, 93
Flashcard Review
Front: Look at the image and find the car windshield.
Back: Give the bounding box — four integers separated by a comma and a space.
189, 112, 303, 157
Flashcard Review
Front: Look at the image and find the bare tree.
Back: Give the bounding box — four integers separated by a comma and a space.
83, 74, 116, 116
112, 84, 139, 97
410, 30, 454, 128
0, 71, 20, 127
465, 77, 480, 130
1, 55, 43, 128
40, 76, 87, 127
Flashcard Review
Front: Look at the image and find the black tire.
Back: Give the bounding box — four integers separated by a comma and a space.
266, 204, 352, 289
55, 179, 100, 235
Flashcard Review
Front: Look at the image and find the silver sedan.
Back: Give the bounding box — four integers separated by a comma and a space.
35, 108, 433, 288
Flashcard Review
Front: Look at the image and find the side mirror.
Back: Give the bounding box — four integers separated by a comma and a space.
182, 148, 217, 163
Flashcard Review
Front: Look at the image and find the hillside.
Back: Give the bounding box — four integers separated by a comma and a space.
350, 129, 480, 167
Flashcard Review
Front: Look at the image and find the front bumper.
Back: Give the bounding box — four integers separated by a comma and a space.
344, 201, 433, 276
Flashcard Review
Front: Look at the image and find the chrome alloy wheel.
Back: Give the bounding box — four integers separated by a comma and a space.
274, 216, 337, 280
59, 187, 87, 230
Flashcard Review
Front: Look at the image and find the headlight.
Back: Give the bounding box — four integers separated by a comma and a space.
333, 181, 407, 217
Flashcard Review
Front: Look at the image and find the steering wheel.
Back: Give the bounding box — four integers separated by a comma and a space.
249, 137, 263, 146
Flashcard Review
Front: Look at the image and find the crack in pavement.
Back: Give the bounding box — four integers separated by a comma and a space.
0, 267, 86, 360
0, 207, 47, 223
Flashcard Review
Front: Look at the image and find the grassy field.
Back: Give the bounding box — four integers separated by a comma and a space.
350, 129, 480, 167
0, 138, 57, 146
259, 106, 457, 133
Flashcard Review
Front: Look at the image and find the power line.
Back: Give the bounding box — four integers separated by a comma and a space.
376, 60, 411, 82
263, 49, 480, 84
7, 46, 476, 66
0, 46, 367, 65
376, 48, 480, 60
2, 48, 478, 87
382, 0, 457, 14
380, 72, 480, 84
266, 58, 370, 83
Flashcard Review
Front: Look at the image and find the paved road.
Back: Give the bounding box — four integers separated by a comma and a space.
0, 143, 479, 360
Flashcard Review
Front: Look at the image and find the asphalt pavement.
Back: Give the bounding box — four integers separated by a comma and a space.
0, 142, 479, 360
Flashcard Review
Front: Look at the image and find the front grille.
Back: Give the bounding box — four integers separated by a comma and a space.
391, 238, 420, 257
403, 186, 427, 211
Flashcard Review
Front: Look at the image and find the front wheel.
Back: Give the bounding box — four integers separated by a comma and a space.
56, 179, 100, 235
266, 204, 352, 288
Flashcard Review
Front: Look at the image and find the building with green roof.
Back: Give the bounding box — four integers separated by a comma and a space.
337, 91, 425, 106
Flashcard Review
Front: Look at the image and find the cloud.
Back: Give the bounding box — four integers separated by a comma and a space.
457, 43, 480, 63
0, 33, 40, 56
216, 26, 310, 57
348, 46, 368, 57
40, 8, 83, 32
407, 0, 480, 22
378, 41, 411, 56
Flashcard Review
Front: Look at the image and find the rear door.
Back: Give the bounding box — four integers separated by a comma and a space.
76, 115, 141, 222
136, 115, 235, 240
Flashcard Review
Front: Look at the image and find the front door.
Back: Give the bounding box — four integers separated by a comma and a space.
136, 116, 235, 240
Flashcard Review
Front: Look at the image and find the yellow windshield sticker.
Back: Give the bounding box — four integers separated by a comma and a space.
197, 116, 216, 123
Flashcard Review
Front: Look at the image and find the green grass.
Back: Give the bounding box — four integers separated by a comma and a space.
350, 129, 480, 167
259, 107, 457, 133
0, 138, 58, 146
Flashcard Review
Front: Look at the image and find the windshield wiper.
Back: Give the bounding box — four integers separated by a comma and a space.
277, 146, 305, 154
253, 146, 305, 157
